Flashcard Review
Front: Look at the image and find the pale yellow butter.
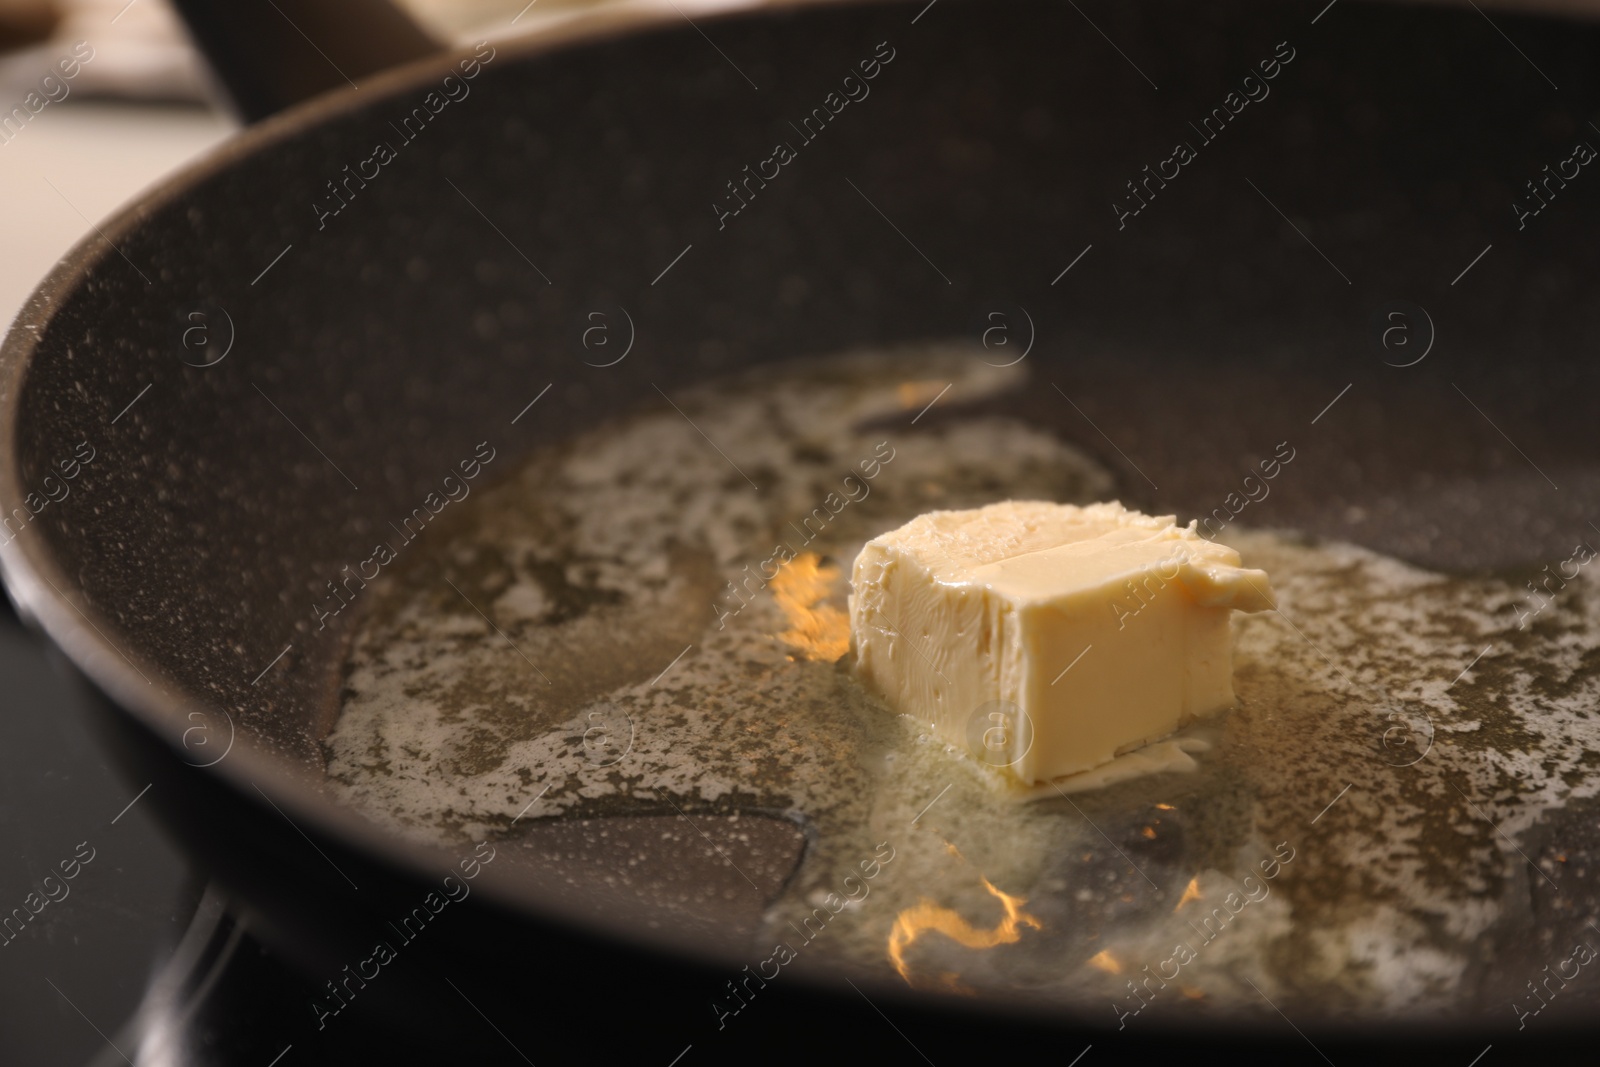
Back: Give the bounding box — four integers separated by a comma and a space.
848, 501, 1276, 784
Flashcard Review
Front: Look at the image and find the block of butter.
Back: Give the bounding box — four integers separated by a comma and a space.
848, 501, 1276, 784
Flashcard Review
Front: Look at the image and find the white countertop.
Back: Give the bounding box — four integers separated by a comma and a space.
0, 100, 233, 332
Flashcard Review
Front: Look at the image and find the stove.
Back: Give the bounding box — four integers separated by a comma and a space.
0, 598, 518, 1066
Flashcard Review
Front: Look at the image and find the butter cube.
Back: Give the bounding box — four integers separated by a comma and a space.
848, 501, 1275, 784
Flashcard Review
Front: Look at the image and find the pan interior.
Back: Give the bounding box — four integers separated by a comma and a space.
323, 346, 1600, 1025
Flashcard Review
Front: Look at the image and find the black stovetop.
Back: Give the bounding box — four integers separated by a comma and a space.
0, 594, 194, 1065
0, 599, 471, 1066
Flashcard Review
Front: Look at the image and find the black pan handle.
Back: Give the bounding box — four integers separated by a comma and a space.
168, 0, 441, 123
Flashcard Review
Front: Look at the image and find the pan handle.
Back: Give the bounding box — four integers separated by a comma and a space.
168, 0, 440, 123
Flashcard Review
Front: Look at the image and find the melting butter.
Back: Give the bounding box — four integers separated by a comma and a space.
326, 349, 1600, 1024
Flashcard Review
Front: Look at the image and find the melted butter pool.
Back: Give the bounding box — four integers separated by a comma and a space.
325, 350, 1600, 1026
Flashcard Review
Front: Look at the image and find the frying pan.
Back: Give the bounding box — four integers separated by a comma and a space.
4, 0, 1600, 1058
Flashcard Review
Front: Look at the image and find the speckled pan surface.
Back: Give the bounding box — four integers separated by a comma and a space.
2, 0, 1599, 1033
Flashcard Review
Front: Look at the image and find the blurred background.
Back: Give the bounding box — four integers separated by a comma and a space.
0, 0, 759, 332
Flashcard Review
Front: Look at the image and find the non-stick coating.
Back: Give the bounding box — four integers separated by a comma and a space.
2, 0, 1599, 1015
